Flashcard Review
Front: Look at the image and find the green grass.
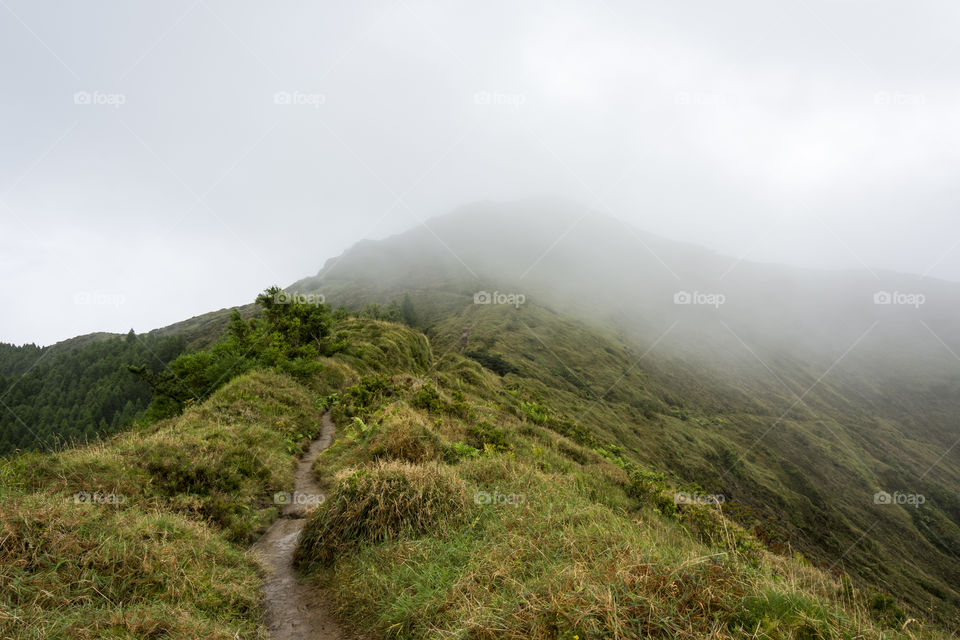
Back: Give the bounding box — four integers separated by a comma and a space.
2, 309, 955, 639
0, 315, 458, 638
0, 492, 262, 639
414, 300, 960, 628
0, 368, 324, 638
291, 317, 947, 639
301, 433, 925, 638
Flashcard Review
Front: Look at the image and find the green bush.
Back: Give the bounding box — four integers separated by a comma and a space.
369, 423, 453, 464
464, 350, 517, 376
870, 592, 907, 628
447, 389, 475, 420
626, 467, 668, 502
466, 421, 511, 452
337, 374, 396, 419
411, 384, 445, 413
520, 401, 550, 425
295, 461, 471, 569
135, 286, 337, 418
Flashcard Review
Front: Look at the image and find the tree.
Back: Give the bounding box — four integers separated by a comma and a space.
401, 294, 418, 327
135, 287, 336, 420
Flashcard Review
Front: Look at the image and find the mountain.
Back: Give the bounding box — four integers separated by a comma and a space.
299, 199, 960, 363
0, 331, 187, 454
290, 199, 960, 626
3, 200, 960, 637
2, 289, 947, 639
0, 305, 260, 456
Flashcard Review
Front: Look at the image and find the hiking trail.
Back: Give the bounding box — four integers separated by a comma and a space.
250, 412, 344, 640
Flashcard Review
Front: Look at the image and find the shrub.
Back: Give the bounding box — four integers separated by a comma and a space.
448, 389, 475, 420
337, 374, 396, 419
135, 287, 337, 417
410, 384, 444, 414
520, 401, 550, 425
626, 467, 669, 503
466, 421, 511, 452
369, 423, 453, 464
295, 461, 470, 569
870, 592, 907, 628
464, 350, 517, 376
449, 441, 480, 460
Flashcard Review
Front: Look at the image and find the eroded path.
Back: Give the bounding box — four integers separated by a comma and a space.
250, 412, 344, 640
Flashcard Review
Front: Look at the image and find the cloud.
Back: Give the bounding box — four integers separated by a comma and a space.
2, 0, 960, 344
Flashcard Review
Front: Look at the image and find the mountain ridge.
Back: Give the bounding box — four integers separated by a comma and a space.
3, 201, 960, 632
285, 200, 960, 627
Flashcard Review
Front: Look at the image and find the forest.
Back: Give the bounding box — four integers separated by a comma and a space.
0, 331, 186, 455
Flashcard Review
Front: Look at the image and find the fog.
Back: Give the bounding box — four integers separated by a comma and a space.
3, 1, 960, 345
299, 199, 960, 375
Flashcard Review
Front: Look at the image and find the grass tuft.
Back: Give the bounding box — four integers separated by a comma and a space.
295, 461, 471, 570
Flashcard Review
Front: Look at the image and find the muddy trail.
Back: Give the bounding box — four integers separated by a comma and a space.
250, 412, 345, 640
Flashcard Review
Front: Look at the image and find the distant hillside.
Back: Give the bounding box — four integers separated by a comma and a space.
149, 304, 259, 350
297, 199, 960, 365
0, 331, 187, 455
2, 292, 945, 639
5, 200, 960, 631
289, 200, 960, 627
0, 305, 252, 456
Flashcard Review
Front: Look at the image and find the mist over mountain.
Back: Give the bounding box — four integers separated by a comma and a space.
300, 199, 960, 367
286, 200, 960, 624
4, 202, 960, 636
7, 1, 960, 636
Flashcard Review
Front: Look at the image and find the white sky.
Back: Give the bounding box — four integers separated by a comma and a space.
3, 0, 960, 345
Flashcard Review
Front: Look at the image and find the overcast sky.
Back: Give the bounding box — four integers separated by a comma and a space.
3, 0, 959, 346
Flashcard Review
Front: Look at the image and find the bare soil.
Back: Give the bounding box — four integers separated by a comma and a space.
250, 412, 345, 640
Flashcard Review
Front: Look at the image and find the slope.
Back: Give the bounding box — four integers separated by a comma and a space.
1, 290, 946, 639
288, 200, 960, 627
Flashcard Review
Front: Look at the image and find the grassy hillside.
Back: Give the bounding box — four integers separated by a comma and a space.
0, 302, 256, 457
291, 275, 960, 629
0, 368, 323, 638
2, 290, 954, 638
291, 316, 940, 638
417, 302, 960, 628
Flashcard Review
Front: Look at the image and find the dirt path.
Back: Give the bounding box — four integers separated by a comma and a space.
250, 412, 344, 640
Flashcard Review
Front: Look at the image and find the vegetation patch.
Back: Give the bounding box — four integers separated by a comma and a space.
295, 461, 471, 570
369, 420, 455, 464
2, 288, 952, 640
0, 491, 262, 640
464, 350, 518, 376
